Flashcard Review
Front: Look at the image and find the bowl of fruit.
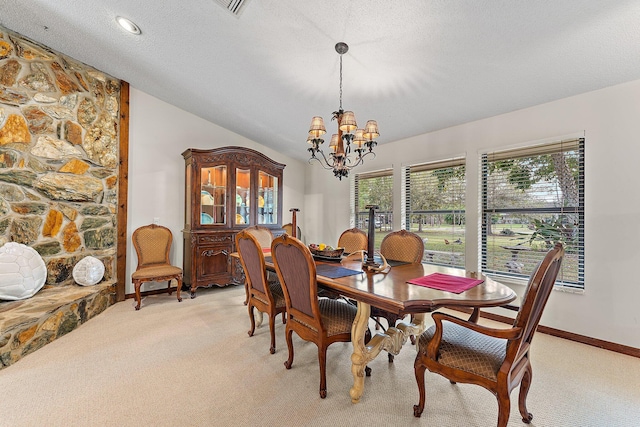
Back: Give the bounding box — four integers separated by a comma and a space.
308, 243, 344, 259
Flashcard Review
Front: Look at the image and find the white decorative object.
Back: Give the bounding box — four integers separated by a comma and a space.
0, 242, 47, 300
72, 256, 105, 286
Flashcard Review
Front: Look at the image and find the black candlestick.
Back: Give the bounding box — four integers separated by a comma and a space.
363, 204, 380, 270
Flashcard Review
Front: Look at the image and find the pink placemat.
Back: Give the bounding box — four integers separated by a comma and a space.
407, 273, 484, 294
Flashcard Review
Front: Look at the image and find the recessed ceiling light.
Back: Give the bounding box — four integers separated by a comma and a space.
116, 16, 141, 35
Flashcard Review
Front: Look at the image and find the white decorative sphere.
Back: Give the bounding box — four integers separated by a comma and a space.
0, 242, 47, 300
72, 256, 105, 286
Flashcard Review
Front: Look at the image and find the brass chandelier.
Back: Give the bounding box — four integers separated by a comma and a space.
306, 42, 379, 180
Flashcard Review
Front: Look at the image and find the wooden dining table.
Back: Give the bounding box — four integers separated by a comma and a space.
238, 251, 517, 403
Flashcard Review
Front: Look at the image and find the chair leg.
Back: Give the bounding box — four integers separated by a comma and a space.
413, 357, 427, 417
318, 346, 328, 399
284, 328, 294, 370
268, 312, 277, 354
167, 280, 173, 295
133, 280, 142, 310
247, 305, 256, 337
496, 390, 511, 427
518, 365, 534, 423
175, 277, 183, 302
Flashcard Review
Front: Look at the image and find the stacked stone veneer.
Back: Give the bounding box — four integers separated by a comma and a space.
0, 26, 120, 369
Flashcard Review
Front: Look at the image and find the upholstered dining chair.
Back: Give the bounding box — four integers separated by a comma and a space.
379, 229, 425, 264
244, 225, 274, 250
282, 223, 301, 240
271, 234, 359, 398
131, 224, 183, 310
235, 229, 286, 354
375, 229, 425, 361
337, 227, 368, 254
413, 242, 565, 427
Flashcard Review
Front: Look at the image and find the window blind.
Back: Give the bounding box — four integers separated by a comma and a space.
405, 157, 466, 268
481, 138, 585, 288
354, 169, 393, 249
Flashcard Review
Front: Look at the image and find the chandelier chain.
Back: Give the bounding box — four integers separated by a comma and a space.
339, 53, 343, 111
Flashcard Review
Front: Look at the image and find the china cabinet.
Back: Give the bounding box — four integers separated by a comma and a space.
182, 147, 285, 295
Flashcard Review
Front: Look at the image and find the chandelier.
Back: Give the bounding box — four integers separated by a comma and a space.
306, 42, 379, 180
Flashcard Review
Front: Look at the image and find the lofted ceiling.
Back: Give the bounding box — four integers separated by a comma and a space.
2, 1, 640, 162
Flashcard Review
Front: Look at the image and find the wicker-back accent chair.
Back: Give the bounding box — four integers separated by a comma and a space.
131, 224, 183, 310
271, 234, 358, 398
413, 242, 565, 426
338, 227, 368, 254
235, 230, 286, 354
380, 229, 425, 263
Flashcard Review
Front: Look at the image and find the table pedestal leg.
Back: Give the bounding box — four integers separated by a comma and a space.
349, 302, 428, 403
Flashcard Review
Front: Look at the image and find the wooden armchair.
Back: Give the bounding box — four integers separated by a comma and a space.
413, 242, 565, 426
271, 234, 359, 398
236, 229, 286, 354
131, 224, 183, 310
338, 227, 368, 254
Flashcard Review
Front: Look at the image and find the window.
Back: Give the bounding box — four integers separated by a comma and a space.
481, 138, 585, 288
353, 169, 393, 250
404, 158, 466, 268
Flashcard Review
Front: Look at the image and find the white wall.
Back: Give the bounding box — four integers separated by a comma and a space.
304, 79, 640, 349
127, 88, 306, 295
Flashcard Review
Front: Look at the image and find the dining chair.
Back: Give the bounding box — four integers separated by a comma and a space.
413, 242, 565, 427
131, 224, 183, 310
282, 223, 301, 240
235, 230, 286, 354
379, 229, 424, 264
243, 225, 280, 302
244, 225, 274, 250
337, 227, 368, 254
375, 229, 425, 361
271, 233, 359, 398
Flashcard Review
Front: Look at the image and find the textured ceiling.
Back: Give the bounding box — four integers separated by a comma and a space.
2, 1, 640, 162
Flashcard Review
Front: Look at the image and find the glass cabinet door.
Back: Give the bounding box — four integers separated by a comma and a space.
200, 165, 226, 225
235, 168, 251, 225
258, 171, 278, 225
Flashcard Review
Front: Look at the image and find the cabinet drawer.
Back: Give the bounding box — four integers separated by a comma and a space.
197, 234, 233, 245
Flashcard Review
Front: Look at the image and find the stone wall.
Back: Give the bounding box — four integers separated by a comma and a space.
0, 25, 120, 286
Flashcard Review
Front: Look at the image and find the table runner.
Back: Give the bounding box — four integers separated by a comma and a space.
407, 272, 483, 294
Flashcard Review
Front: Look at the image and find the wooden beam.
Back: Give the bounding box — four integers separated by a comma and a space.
116, 81, 130, 302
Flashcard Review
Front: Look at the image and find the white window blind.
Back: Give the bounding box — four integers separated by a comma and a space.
481, 138, 585, 288
354, 169, 393, 250
404, 158, 466, 268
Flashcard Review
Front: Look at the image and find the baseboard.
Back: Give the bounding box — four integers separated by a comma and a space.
451, 307, 640, 359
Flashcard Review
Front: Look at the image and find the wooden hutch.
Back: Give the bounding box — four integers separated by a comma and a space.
182, 147, 285, 296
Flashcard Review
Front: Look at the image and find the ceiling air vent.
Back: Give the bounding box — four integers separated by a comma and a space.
213, 0, 250, 16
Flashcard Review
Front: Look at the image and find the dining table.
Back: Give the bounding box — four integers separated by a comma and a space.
236, 251, 517, 403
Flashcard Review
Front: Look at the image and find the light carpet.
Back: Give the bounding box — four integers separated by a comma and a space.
0, 285, 638, 427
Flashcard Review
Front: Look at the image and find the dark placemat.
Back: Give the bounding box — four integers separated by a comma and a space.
407, 272, 483, 294
316, 263, 362, 279
386, 259, 410, 267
